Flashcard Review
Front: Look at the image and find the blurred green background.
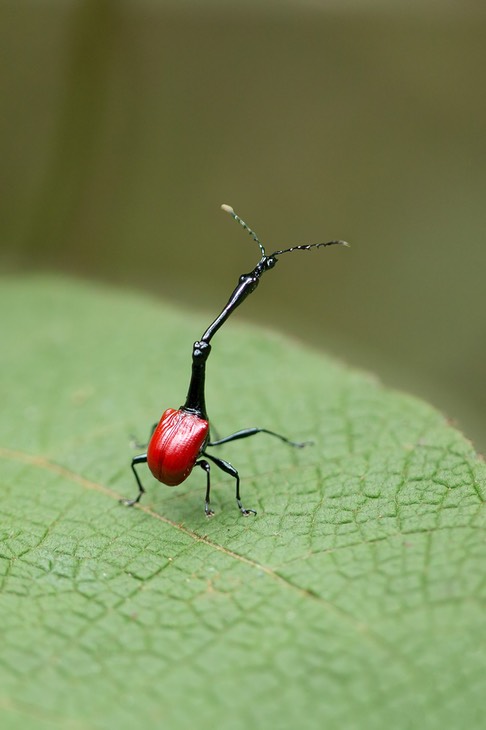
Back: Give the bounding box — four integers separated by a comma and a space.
1, 0, 485, 450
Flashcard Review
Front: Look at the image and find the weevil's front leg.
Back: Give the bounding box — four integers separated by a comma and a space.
208, 427, 311, 449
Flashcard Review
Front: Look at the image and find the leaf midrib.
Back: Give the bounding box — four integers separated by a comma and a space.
0, 444, 409, 662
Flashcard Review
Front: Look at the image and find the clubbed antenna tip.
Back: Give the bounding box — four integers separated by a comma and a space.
221, 203, 266, 257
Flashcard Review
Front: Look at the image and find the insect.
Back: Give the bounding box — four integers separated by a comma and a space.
121, 204, 348, 517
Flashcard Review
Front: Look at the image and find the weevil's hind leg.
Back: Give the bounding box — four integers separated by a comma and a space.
208, 427, 312, 449
120, 454, 148, 507
130, 422, 158, 450
208, 423, 221, 442
203, 452, 256, 516
196, 459, 214, 517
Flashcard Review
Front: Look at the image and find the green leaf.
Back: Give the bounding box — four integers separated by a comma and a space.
0, 276, 484, 730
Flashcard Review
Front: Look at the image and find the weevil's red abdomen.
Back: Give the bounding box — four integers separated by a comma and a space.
147, 408, 209, 486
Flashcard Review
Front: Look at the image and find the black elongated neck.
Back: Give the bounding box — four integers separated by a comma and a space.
200, 277, 257, 343
201, 256, 276, 344
183, 257, 275, 419
182, 341, 211, 419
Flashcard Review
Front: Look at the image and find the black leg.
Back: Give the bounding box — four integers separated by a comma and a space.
130, 422, 158, 450
196, 459, 214, 517
208, 423, 221, 442
208, 427, 311, 449
120, 453, 148, 506
203, 451, 256, 516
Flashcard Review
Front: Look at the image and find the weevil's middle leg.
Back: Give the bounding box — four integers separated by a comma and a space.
196, 459, 214, 517
120, 453, 148, 506
203, 451, 256, 516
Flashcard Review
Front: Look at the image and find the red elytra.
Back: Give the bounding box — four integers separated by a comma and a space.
147, 408, 209, 486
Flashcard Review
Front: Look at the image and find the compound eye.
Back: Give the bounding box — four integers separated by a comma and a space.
266, 257, 277, 269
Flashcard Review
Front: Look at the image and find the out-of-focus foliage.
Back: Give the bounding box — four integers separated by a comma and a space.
1, 0, 485, 450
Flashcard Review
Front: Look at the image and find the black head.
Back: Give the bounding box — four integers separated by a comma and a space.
199, 205, 348, 346
221, 204, 349, 282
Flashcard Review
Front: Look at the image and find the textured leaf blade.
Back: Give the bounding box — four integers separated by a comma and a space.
0, 276, 484, 730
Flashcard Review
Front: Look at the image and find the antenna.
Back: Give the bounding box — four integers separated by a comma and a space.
222, 203, 349, 261
270, 240, 349, 257
221, 204, 266, 258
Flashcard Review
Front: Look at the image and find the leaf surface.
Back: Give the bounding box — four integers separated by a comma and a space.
0, 276, 484, 730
